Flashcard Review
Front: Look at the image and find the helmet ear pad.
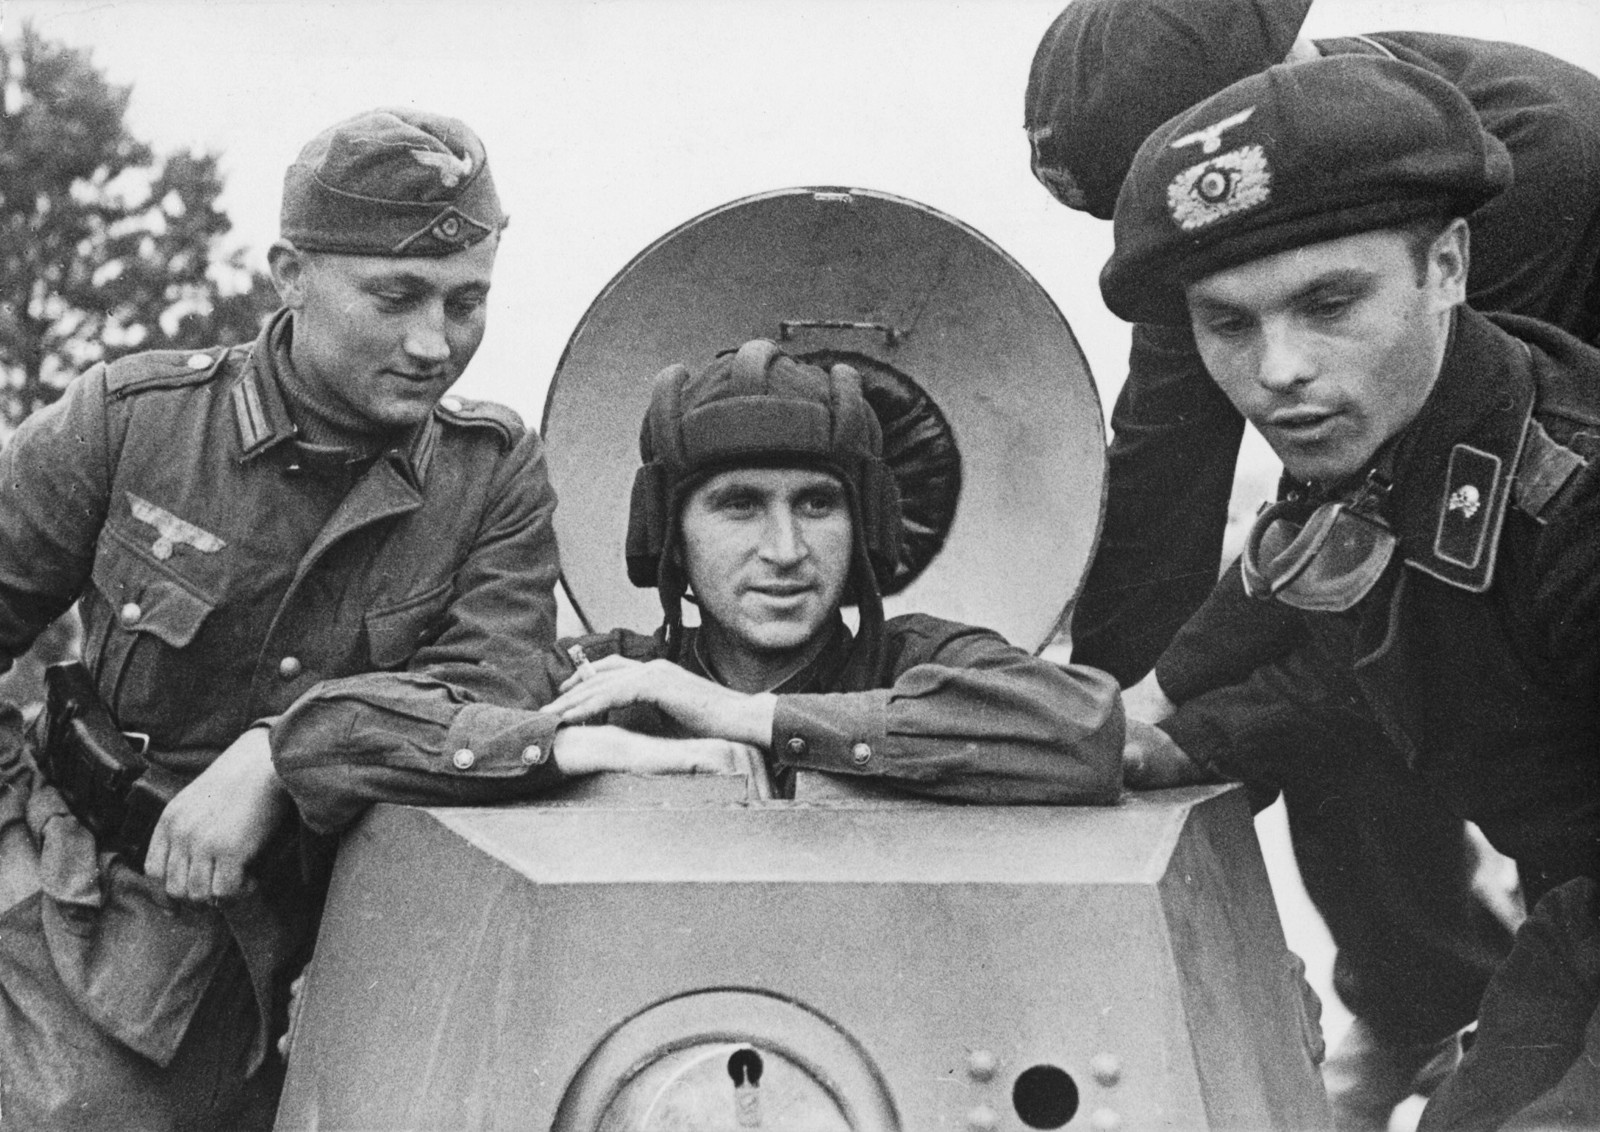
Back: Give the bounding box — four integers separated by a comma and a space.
855, 445, 903, 592
625, 462, 671, 588
625, 363, 692, 587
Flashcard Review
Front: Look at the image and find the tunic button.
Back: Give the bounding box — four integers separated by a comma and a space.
118, 602, 142, 627
851, 742, 873, 766
786, 736, 808, 757
185, 353, 211, 370
439, 395, 464, 413
278, 656, 303, 680
452, 747, 476, 770
520, 744, 543, 766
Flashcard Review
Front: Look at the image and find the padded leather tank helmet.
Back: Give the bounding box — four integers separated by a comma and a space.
626, 339, 904, 655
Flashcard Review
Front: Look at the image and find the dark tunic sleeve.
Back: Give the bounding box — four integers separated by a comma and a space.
772, 613, 1123, 804
0, 365, 115, 667
1069, 322, 1246, 687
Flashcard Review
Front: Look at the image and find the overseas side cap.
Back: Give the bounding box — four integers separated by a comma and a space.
1101, 54, 1512, 325
281, 107, 506, 257
1025, 0, 1312, 220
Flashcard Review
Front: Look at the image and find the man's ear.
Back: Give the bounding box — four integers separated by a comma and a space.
1430, 217, 1471, 310
267, 240, 310, 309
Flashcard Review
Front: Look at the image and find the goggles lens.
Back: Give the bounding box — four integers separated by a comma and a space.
1241, 498, 1397, 612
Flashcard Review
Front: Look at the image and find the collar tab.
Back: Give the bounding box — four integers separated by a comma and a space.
230, 358, 296, 461
1402, 312, 1534, 592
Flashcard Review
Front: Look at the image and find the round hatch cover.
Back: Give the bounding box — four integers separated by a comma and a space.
552, 988, 900, 1132
543, 187, 1104, 652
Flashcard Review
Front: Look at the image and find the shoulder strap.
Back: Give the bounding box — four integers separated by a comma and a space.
1513, 417, 1589, 523
433, 394, 524, 448
105, 348, 233, 400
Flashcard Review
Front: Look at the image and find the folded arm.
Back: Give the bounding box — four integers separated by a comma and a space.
270, 432, 561, 833
771, 617, 1123, 804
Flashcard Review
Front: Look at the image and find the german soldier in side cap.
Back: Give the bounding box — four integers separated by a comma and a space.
1104, 54, 1600, 1129
272, 339, 1125, 823
1027, 2, 1600, 1120
0, 109, 561, 1127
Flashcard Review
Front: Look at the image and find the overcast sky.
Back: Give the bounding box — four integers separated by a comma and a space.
9, 0, 1597, 431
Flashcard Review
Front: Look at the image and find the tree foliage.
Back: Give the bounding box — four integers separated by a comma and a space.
0, 23, 277, 430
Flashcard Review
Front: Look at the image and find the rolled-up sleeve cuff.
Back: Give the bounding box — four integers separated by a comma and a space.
771, 690, 890, 775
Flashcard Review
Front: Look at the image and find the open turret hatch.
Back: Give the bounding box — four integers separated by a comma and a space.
541, 187, 1105, 652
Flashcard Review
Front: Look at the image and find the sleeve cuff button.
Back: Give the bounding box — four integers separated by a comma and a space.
851, 742, 872, 766
786, 737, 808, 757
452, 747, 476, 770
520, 744, 544, 766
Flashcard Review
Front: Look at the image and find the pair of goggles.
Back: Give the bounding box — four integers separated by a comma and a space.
1240, 488, 1398, 613
1027, 126, 1089, 212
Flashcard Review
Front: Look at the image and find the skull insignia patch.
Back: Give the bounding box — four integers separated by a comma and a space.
1447, 484, 1481, 519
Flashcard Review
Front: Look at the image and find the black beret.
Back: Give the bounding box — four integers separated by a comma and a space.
1024, 0, 1312, 220
1101, 55, 1512, 325
281, 108, 506, 257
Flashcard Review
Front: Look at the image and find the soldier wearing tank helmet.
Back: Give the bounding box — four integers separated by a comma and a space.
278, 339, 1125, 819
1027, 1, 1600, 1120
0, 109, 563, 1127
1103, 53, 1600, 1128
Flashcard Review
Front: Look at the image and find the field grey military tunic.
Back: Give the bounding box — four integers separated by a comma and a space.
0, 309, 560, 1128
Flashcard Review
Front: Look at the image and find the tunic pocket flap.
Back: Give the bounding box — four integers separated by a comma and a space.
91, 539, 216, 650
365, 581, 453, 669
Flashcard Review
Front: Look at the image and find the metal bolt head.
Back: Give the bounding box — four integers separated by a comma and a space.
965, 1105, 999, 1132
966, 1049, 998, 1081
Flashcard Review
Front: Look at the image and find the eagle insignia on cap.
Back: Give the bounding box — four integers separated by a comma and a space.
1170, 106, 1256, 157
410, 148, 474, 187
1167, 145, 1271, 231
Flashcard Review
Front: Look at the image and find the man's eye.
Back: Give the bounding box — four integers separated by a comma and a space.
1200, 315, 1251, 340
373, 291, 415, 311
1304, 294, 1355, 322
447, 294, 486, 320
798, 492, 844, 517
717, 496, 760, 517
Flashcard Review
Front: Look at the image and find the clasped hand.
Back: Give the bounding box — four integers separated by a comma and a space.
144, 726, 290, 906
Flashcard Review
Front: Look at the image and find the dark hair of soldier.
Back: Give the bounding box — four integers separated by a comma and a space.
1400, 212, 1461, 284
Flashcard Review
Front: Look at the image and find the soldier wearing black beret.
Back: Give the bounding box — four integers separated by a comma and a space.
1029, 2, 1600, 1120
0, 109, 563, 1127
1106, 55, 1600, 1129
